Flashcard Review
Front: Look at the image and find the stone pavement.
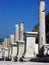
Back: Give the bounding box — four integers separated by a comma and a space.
0, 61, 49, 65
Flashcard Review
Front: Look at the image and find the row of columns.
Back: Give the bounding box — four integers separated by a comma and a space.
1, 1, 46, 61
14, 22, 24, 43
1, 22, 24, 61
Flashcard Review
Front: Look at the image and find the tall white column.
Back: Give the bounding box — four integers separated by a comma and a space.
39, 1, 46, 49
19, 22, 24, 41
14, 24, 19, 43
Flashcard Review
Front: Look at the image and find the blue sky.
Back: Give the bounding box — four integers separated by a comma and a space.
0, 0, 49, 38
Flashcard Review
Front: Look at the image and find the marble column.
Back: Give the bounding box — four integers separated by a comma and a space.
10, 34, 14, 44
14, 24, 19, 43
39, 1, 46, 54
4, 38, 8, 48
3, 38, 9, 60
19, 22, 24, 41
17, 22, 24, 61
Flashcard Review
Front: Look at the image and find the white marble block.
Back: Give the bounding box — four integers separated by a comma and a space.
17, 41, 24, 61
23, 32, 38, 61
35, 44, 38, 55
4, 48, 9, 57
11, 45, 17, 57
10, 34, 14, 44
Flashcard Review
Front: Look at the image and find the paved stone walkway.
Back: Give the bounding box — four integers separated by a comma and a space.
0, 61, 49, 65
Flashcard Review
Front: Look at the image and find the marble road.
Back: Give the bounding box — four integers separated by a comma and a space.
0, 61, 49, 65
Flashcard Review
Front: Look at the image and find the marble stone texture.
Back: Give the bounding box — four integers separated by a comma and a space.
4, 48, 9, 57
23, 32, 38, 61
17, 41, 24, 61
44, 44, 49, 55
10, 34, 14, 44
11, 45, 17, 57
39, 1, 46, 49
19, 22, 24, 41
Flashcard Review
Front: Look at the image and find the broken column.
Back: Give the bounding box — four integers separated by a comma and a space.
39, 1, 46, 56
17, 22, 24, 61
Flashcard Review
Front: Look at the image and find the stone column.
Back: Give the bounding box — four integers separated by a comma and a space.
14, 24, 19, 43
19, 22, 24, 41
39, 1, 46, 53
3, 38, 9, 60
4, 38, 8, 48
7, 36, 10, 48
10, 34, 14, 44
17, 22, 24, 61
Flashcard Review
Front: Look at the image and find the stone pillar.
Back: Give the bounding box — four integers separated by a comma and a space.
19, 22, 24, 41
14, 24, 19, 43
39, 1, 46, 54
14, 24, 19, 61
4, 38, 8, 48
10, 34, 14, 44
17, 22, 24, 61
3, 38, 9, 60
7, 37, 10, 48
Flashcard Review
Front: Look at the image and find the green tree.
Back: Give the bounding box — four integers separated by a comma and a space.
46, 13, 49, 43
32, 13, 49, 43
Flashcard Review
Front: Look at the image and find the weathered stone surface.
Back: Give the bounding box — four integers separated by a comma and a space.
3, 38, 8, 48
17, 41, 24, 61
23, 32, 38, 61
10, 34, 14, 44
4, 48, 9, 57
39, 1, 46, 49
19, 22, 24, 41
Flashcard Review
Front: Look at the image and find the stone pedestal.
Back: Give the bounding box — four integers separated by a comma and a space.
4, 48, 9, 57
17, 41, 24, 61
11, 43, 17, 61
0, 44, 2, 59
4, 48, 9, 61
22, 32, 38, 61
